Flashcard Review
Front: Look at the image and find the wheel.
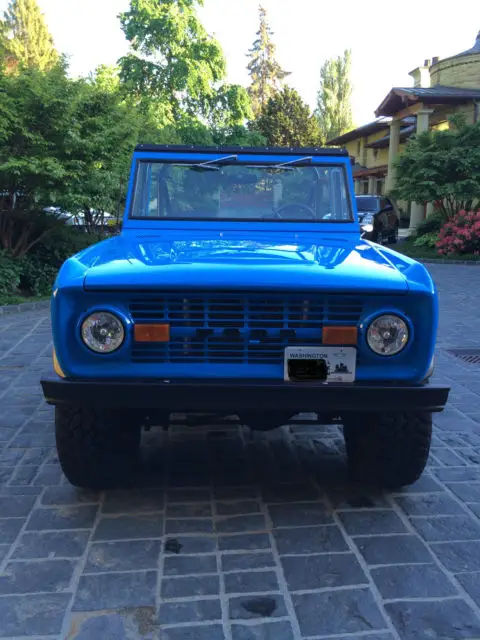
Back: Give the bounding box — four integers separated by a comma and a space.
343, 412, 432, 488
55, 406, 141, 489
239, 411, 294, 431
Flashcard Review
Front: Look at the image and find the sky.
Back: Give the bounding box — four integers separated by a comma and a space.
1, 0, 479, 125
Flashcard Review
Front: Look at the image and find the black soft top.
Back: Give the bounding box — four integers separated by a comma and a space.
134, 144, 348, 157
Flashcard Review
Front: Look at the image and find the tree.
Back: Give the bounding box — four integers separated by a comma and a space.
246, 5, 290, 117
316, 50, 353, 143
1, 0, 58, 73
392, 116, 480, 219
120, 0, 240, 125
253, 86, 321, 147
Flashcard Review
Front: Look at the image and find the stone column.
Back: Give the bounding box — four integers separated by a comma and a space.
354, 180, 360, 195
385, 119, 401, 194
410, 108, 435, 230
368, 176, 375, 194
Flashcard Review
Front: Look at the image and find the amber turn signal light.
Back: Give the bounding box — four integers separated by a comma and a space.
322, 326, 357, 345
134, 324, 170, 342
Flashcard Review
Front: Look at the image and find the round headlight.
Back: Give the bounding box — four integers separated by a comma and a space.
81, 312, 125, 353
367, 314, 409, 356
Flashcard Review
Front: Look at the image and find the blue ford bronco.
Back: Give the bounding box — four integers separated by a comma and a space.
41, 144, 450, 489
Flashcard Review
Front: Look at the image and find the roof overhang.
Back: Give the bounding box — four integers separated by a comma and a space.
375, 86, 480, 117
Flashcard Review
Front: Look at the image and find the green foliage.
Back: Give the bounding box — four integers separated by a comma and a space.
246, 5, 290, 117
253, 86, 321, 147
415, 213, 445, 237
0, 249, 21, 296
316, 50, 353, 143
413, 232, 439, 248
393, 116, 480, 218
120, 0, 236, 125
20, 253, 57, 296
1, 0, 58, 73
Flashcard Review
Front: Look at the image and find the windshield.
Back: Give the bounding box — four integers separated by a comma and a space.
356, 196, 379, 212
130, 161, 352, 222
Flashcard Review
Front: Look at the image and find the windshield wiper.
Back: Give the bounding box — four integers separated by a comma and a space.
270, 156, 313, 170
188, 155, 238, 171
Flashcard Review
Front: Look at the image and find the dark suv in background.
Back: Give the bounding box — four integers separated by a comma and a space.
356, 195, 399, 244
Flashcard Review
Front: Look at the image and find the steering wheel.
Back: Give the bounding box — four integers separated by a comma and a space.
276, 203, 316, 220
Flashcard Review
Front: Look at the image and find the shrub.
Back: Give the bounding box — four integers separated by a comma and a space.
20, 256, 59, 297
30, 225, 102, 269
0, 251, 22, 297
414, 232, 439, 248
415, 213, 445, 238
436, 210, 480, 256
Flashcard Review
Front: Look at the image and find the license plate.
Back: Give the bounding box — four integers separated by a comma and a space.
284, 346, 356, 382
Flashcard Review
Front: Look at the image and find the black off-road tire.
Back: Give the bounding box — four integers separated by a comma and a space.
55, 406, 141, 489
343, 412, 432, 488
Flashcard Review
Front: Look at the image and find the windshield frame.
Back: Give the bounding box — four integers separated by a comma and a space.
128, 157, 354, 224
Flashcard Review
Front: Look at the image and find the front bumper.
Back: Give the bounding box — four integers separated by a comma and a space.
41, 377, 450, 414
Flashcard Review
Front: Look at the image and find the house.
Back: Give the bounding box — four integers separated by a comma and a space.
327, 29, 480, 229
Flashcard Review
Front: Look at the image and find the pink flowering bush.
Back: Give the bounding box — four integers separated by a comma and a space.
436, 210, 480, 256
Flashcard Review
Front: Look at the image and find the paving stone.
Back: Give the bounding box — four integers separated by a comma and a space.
164, 535, 217, 555
371, 563, 457, 599
355, 534, 433, 565
273, 525, 348, 554
267, 502, 333, 527
260, 483, 321, 503
26, 505, 98, 530
338, 510, 408, 535
0, 544, 10, 564
0, 517, 25, 543
221, 552, 276, 572
84, 540, 161, 573
456, 572, 480, 606
73, 571, 157, 611
161, 625, 224, 640
448, 482, 480, 502
12, 530, 90, 559
102, 489, 164, 514
216, 501, 261, 516
66, 609, 157, 640
166, 503, 212, 518
395, 493, 465, 516
435, 467, 480, 482
411, 515, 480, 541
161, 574, 220, 599
391, 474, 443, 494
94, 514, 163, 540
0, 558, 75, 594
224, 570, 279, 594
159, 599, 222, 624
282, 552, 367, 591
386, 599, 480, 640
216, 514, 267, 533
0, 495, 36, 517
41, 486, 100, 506
229, 594, 287, 619
231, 621, 295, 640
165, 518, 213, 534
0, 593, 70, 637
293, 588, 387, 636
163, 554, 217, 576
219, 533, 271, 552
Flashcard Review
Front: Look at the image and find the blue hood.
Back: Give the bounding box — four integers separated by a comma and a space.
79, 232, 409, 293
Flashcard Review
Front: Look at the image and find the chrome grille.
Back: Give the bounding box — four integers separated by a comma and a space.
130, 293, 363, 364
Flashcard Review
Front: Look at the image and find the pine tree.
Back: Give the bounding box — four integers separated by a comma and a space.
1, 0, 58, 72
316, 49, 353, 143
246, 5, 290, 117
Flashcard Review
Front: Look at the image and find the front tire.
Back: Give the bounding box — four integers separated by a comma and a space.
55, 406, 141, 489
343, 412, 432, 488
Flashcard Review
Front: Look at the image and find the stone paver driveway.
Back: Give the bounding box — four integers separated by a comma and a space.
1, 264, 480, 640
